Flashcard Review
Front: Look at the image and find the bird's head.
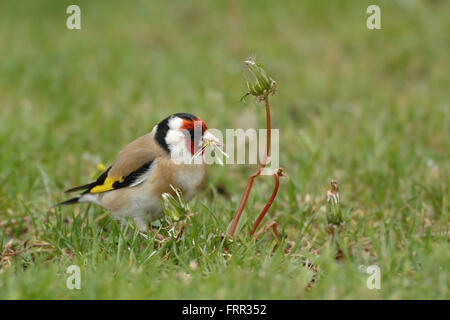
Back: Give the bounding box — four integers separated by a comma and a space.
153, 113, 221, 163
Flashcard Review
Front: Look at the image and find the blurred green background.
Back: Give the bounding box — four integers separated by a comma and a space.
0, 0, 448, 299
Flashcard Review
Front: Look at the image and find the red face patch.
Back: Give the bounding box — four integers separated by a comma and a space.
180, 118, 208, 155
180, 118, 207, 132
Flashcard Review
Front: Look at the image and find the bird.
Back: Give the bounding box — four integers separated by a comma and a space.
59, 113, 221, 231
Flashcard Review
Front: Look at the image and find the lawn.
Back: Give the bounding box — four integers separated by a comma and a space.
0, 0, 448, 299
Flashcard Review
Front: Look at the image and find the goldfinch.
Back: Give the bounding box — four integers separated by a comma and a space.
59, 113, 221, 231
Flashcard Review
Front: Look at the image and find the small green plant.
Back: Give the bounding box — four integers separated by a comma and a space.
160, 185, 191, 222
241, 57, 277, 102
326, 180, 343, 226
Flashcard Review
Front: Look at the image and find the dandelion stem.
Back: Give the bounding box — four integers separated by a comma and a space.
253, 220, 281, 243
250, 171, 280, 236
228, 96, 274, 237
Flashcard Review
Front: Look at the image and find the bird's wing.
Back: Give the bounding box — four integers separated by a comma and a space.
65, 148, 157, 194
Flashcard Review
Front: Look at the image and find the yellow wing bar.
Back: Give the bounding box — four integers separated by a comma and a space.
89, 177, 124, 193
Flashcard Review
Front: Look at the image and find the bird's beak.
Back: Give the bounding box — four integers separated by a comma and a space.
203, 130, 223, 147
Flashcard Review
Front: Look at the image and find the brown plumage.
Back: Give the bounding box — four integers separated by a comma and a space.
60, 113, 219, 231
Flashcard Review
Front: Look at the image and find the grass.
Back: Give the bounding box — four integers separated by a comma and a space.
0, 0, 448, 299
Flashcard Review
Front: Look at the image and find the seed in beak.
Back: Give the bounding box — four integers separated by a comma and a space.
203, 131, 223, 147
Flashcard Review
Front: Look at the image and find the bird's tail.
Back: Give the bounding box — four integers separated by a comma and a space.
57, 196, 81, 206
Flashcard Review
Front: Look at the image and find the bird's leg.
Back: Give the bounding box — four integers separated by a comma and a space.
132, 215, 149, 232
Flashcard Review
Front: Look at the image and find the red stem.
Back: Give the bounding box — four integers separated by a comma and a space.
228, 96, 272, 237
250, 172, 280, 236
254, 221, 281, 243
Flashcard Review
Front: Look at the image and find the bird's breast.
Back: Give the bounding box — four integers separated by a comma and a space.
172, 164, 206, 201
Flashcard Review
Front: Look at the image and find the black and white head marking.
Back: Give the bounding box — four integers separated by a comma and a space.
154, 113, 200, 159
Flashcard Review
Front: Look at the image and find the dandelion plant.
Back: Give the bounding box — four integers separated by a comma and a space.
228, 58, 283, 241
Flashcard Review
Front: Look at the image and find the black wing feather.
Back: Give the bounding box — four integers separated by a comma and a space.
111, 161, 153, 189
64, 160, 153, 196
64, 166, 111, 193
